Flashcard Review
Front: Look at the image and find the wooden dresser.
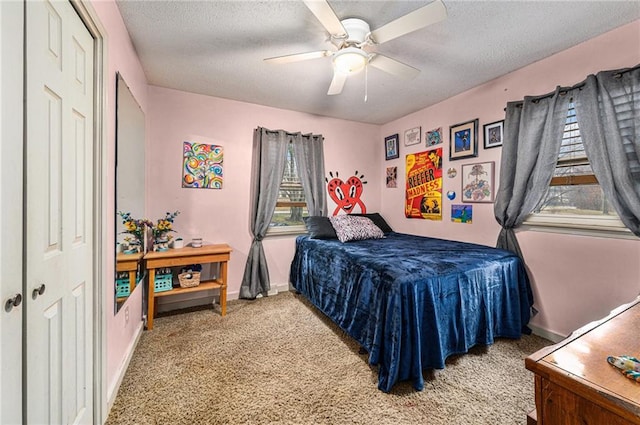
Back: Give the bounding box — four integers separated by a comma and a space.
526, 296, 640, 425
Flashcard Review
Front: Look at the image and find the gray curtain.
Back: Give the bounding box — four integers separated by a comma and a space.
494, 87, 571, 258
292, 133, 327, 216
240, 128, 288, 299
573, 66, 640, 237
240, 128, 326, 299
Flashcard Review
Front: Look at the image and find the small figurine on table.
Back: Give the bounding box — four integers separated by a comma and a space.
607, 355, 640, 383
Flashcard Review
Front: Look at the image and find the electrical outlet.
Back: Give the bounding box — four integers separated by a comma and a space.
124, 305, 130, 324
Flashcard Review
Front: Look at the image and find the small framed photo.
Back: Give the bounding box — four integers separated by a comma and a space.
461, 161, 495, 203
451, 204, 473, 223
483, 120, 504, 149
386, 166, 397, 188
426, 127, 442, 146
385, 134, 399, 160
449, 119, 478, 160
404, 126, 421, 146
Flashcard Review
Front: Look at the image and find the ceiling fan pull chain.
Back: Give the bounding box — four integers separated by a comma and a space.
364, 64, 368, 102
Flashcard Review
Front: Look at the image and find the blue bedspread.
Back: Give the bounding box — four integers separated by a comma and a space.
289, 232, 533, 392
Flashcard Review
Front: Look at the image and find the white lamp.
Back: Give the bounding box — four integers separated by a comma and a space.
333, 47, 369, 75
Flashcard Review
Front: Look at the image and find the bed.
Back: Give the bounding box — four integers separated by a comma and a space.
289, 227, 533, 393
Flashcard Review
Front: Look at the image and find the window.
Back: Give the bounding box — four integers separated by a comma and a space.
525, 103, 629, 236
268, 143, 308, 233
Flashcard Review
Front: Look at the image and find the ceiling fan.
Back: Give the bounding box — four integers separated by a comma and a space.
264, 0, 447, 96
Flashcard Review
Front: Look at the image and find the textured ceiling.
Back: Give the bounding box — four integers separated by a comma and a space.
116, 0, 640, 125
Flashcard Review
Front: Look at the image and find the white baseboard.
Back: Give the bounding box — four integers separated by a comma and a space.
232, 282, 292, 299
156, 282, 293, 313
267, 282, 292, 297
106, 320, 144, 413
529, 324, 566, 344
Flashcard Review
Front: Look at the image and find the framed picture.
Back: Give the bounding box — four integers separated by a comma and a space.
461, 161, 495, 203
483, 120, 504, 149
451, 204, 473, 223
405, 148, 443, 220
426, 127, 442, 146
404, 126, 421, 146
385, 134, 399, 160
449, 119, 478, 160
182, 141, 223, 189
386, 166, 397, 188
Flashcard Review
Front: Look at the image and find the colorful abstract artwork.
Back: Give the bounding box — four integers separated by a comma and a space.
326, 171, 367, 215
451, 204, 473, 223
182, 141, 223, 189
405, 148, 442, 220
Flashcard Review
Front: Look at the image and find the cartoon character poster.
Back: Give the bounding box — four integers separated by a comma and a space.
426, 127, 442, 146
405, 148, 442, 220
182, 141, 223, 189
451, 204, 472, 223
326, 171, 367, 215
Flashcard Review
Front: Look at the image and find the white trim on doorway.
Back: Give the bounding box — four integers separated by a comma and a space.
68, 1, 108, 423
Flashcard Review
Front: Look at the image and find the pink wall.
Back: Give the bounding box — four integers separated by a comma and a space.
91, 0, 149, 402
380, 20, 640, 338
99, 0, 639, 404
146, 87, 381, 297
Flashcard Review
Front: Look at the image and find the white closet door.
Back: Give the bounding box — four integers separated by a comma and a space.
25, 1, 95, 423
0, 2, 25, 424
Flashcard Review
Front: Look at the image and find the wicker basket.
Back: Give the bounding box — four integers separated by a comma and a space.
178, 271, 201, 288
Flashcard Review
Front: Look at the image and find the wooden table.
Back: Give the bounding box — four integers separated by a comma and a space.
116, 252, 143, 300
526, 296, 640, 425
144, 244, 232, 330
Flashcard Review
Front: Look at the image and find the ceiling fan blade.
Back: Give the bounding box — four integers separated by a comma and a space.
370, 0, 447, 44
369, 54, 420, 80
303, 0, 348, 38
264, 50, 332, 64
327, 72, 347, 95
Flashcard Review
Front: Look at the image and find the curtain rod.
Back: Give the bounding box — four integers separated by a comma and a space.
503, 64, 639, 111
258, 127, 322, 138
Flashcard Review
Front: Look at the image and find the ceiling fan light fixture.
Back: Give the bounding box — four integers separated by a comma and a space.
341, 18, 371, 44
333, 47, 369, 75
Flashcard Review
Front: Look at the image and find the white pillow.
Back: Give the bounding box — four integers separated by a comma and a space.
329, 215, 384, 243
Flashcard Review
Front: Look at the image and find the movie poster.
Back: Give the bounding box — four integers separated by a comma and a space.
405, 148, 442, 220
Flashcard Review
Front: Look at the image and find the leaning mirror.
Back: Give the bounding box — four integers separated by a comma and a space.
115, 72, 146, 313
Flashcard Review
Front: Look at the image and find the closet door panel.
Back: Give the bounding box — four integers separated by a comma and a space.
25, 1, 95, 423
0, 1, 24, 424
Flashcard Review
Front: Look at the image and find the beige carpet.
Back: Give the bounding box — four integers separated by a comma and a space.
106, 291, 550, 425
